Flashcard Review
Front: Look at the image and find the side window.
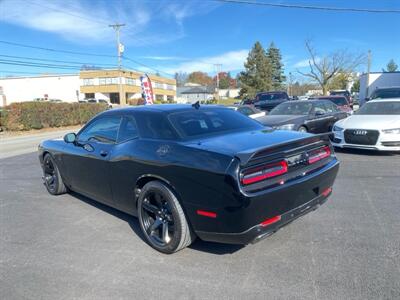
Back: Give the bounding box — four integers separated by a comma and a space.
314, 103, 327, 115
118, 116, 139, 143
324, 102, 335, 113
238, 107, 253, 116
135, 113, 177, 140
78, 116, 121, 143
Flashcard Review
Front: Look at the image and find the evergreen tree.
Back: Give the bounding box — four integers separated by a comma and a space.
239, 41, 272, 98
383, 59, 398, 72
266, 42, 286, 90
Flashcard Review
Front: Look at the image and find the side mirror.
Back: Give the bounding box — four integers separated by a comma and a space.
315, 111, 325, 116
64, 132, 76, 143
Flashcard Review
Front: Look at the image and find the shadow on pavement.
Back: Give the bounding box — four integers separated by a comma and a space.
68, 191, 243, 255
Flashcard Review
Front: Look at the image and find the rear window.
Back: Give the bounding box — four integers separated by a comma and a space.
135, 112, 177, 140
315, 97, 348, 106
256, 92, 288, 101
330, 91, 350, 97
168, 108, 263, 138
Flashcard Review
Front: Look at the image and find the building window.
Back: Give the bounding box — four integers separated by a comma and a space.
99, 77, 119, 85
155, 94, 164, 101
166, 84, 174, 90
126, 78, 135, 85
153, 82, 164, 89
83, 78, 94, 86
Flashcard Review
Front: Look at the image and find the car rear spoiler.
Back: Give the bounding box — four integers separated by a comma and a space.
235, 133, 332, 166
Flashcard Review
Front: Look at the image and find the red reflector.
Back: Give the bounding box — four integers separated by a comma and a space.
197, 210, 217, 218
260, 215, 281, 227
241, 161, 288, 185
308, 146, 331, 164
321, 187, 332, 197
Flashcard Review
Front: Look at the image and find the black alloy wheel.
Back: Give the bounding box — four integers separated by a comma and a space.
138, 181, 195, 254
42, 154, 67, 195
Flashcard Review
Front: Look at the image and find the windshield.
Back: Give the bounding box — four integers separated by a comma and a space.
370, 89, 400, 99
315, 97, 348, 106
356, 101, 400, 115
168, 108, 263, 138
269, 102, 313, 115
256, 92, 288, 101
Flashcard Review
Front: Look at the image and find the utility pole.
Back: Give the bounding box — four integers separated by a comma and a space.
365, 50, 372, 102
288, 72, 293, 97
109, 23, 125, 105
214, 64, 222, 103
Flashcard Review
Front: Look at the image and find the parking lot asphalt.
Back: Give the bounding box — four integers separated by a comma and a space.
1, 149, 399, 299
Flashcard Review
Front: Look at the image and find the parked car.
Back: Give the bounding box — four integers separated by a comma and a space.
39, 104, 339, 253
228, 105, 266, 119
311, 96, 353, 114
331, 99, 400, 151
255, 100, 348, 133
329, 90, 352, 107
369, 87, 400, 101
254, 91, 290, 111
298, 95, 309, 101
86, 98, 113, 108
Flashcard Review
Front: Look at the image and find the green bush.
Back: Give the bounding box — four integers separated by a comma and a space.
2, 102, 107, 131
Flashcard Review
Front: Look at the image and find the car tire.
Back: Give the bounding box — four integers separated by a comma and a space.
298, 126, 308, 132
42, 153, 68, 195
138, 181, 196, 254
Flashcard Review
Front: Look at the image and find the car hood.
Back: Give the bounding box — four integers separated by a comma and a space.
255, 115, 306, 126
183, 129, 312, 158
336, 115, 400, 129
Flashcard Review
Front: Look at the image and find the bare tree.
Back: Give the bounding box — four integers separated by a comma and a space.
298, 40, 366, 95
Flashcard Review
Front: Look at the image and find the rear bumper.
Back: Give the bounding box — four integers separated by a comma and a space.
197, 192, 329, 245
194, 159, 339, 244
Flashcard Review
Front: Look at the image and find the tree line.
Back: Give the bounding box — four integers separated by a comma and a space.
175, 41, 398, 98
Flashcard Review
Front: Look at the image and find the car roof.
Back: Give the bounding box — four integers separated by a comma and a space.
313, 95, 346, 98
102, 104, 227, 115
372, 86, 400, 91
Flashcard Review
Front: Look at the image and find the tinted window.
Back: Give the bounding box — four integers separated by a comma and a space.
323, 101, 336, 113
257, 92, 288, 101
315, 97, 348, 106
237, 107, 254, 116
118, 116, 139, 142
135, 112, 177, 140
169, 108, 262, 138
370, 89, 400, 99
269, 102, 313, 115
356, 101, 400, 115
313, 102, 327, 114
330, 91, 350, 97
78, 116, 121, 143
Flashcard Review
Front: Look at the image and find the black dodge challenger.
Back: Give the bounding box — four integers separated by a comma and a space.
39, 104, 339, 254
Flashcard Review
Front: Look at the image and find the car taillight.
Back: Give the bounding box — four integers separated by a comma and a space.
308, 146, 331, 164
241, 161, 288, 185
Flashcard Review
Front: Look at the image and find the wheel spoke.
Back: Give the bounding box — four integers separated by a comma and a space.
148, 218, 162, 235
142, 200, 159, 215
161, 222, 171, 243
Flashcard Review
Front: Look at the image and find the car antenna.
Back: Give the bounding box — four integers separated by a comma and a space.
192, 101, 200, 110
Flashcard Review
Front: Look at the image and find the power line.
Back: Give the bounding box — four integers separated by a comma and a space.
0, 40, 116, 57
213, 0, 400, 14
0, 54, 115, 67
0, 61, 82, 70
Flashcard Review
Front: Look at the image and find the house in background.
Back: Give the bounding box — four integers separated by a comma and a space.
178, 86, 215, 104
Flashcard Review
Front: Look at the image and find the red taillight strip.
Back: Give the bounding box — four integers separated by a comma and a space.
241, 161, 288, 185
197, 210, 217, 218
308, 146, 331, 164
321, 187, 332, 197
260, 215, 281, 227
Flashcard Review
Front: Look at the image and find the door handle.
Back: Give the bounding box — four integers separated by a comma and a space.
100, 150, 108, 157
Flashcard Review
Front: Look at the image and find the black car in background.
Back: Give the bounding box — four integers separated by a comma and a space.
255, 100, 348, 133
254, 91, 290, 111
39, 104, 339, 254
